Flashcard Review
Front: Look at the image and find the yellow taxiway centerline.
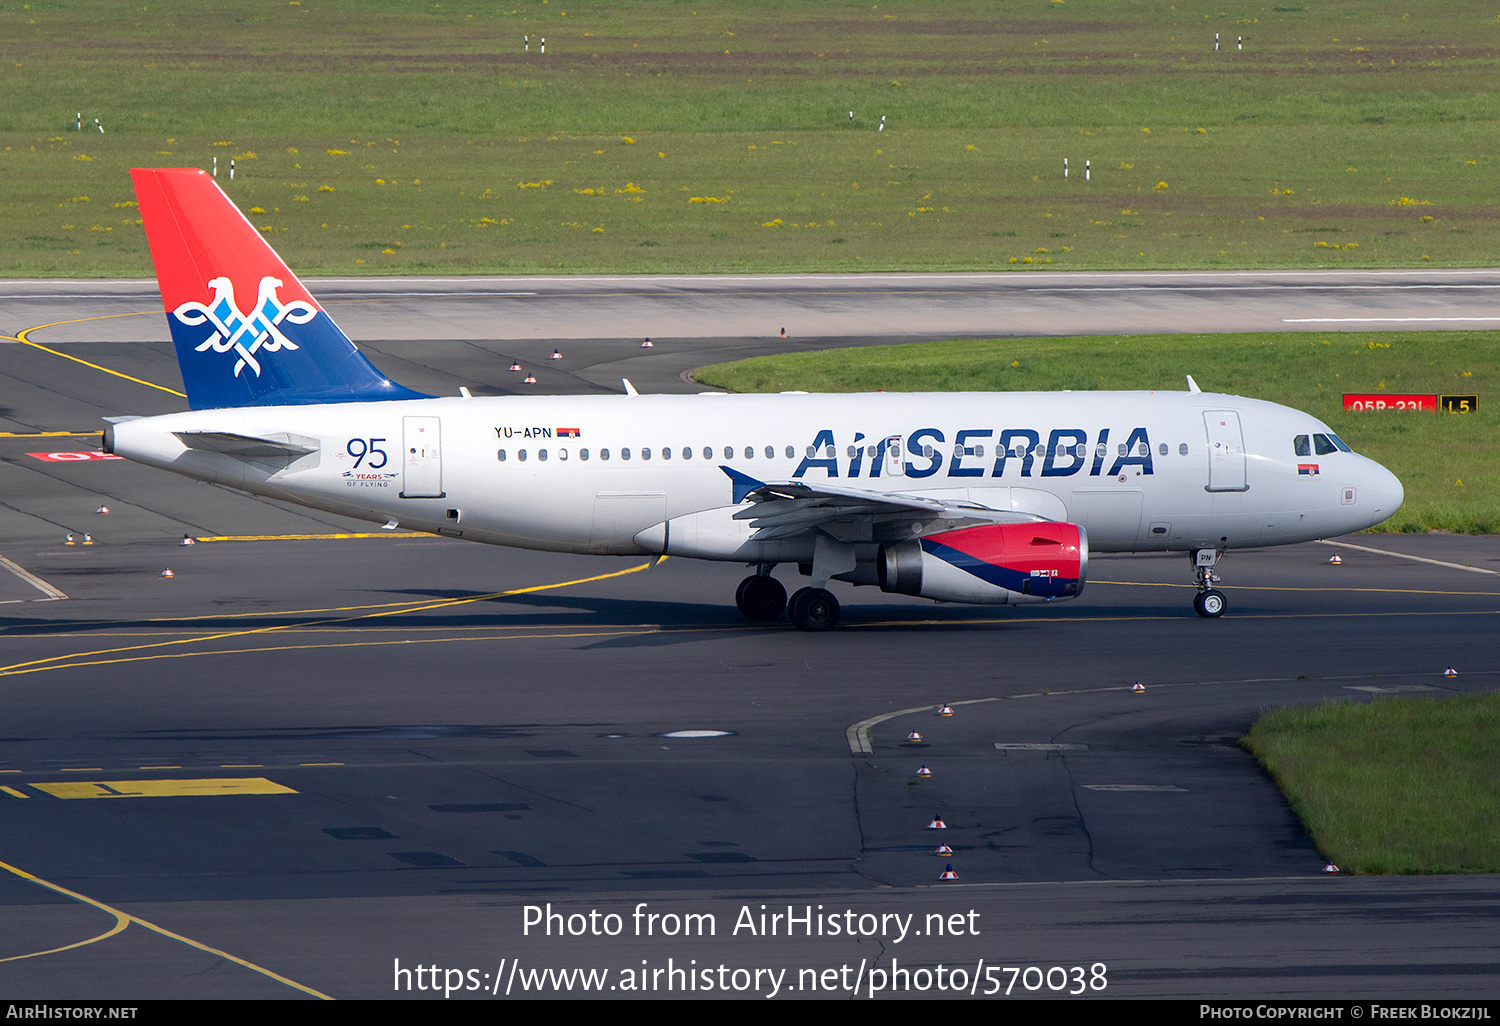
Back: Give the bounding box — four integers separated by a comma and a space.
0, 857, 332, 998
11, 316, 187, 399
0, 562, 656, 679
0, 430, 100, 438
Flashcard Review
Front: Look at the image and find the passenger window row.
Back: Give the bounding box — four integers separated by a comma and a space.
497, 440, 1197, 463
498, 445, 798, 463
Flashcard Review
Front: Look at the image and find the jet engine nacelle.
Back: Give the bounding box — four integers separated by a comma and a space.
878, 522, 1088, 604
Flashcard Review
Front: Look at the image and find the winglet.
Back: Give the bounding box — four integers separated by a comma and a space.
1186, 374, 1202, 394
720, 465, 766, 504
622, 378, 639, 396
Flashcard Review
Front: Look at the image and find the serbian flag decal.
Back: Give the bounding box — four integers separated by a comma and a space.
557, 427, 582, 438
1298, 464, 1320, 478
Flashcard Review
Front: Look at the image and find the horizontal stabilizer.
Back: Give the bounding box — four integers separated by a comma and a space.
174, 431, 319, 459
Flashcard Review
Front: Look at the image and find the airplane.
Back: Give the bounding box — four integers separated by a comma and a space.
106, 168, 1405, 630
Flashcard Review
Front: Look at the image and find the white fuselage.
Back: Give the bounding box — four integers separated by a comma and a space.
106, 390, 1403, 565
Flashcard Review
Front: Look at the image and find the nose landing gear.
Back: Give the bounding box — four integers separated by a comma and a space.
1191, 548, 1227, 618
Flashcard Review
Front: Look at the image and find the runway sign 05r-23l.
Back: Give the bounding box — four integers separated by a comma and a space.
1343, 394, 1478, 412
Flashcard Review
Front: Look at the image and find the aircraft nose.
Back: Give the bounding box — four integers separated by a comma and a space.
1369, 461, 1404, 519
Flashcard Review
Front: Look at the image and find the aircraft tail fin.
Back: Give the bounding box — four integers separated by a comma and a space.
131, 167, 428, 410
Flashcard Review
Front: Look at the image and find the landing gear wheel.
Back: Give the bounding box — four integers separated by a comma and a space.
735, 574, 787, 620
788, 587, 840, 632
1194, 588, 1227, 618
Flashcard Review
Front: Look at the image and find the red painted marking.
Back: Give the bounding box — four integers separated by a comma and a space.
929, 522, 1083, 578
27, 451, 125, 462
130, 167, 321, 314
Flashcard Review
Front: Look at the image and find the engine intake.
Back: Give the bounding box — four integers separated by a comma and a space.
878, 522, 1088, 604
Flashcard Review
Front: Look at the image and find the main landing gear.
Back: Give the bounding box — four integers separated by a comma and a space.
788, 587, 840, 632
1191, 548, 1227, 618
735, 566, 787, 621
734, 565, 841, 631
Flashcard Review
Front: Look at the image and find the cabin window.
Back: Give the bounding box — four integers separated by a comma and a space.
765, 446, 775, 459
703, 447, 713, 459
976, 444, 986, 458
1158, 443, 1168, 456
1118, 443, 1127, 456
1096, 443, 1107, 458
641, 447, 652, 460
600, 448, 611, 460
580, 448, 590, 461
538, 449, 548, 461
806, 445, 816, 457
559, 449, 569, 461
1138, 443, 1149, 457
661, 446, 671, 460
497, 449, 507, 461
621, 447, 632, 460
518, 449, 528, 462
724, 446, 734, 459
682, 447, 692, 459
740, 446, 751, 459
1179, 443, 1189, 456
785, 445, 795, 458
1293, 434, 1311, 457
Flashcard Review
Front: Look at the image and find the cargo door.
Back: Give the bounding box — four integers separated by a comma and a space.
590, 492, 667, 554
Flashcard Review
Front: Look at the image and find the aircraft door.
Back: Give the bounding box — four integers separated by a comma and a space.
401, 416, 444, 498
885, 435, 904, 477
1203, 411, 1248, 492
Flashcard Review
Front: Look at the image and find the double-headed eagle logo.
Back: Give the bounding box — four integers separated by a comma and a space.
172, 276, 316, 378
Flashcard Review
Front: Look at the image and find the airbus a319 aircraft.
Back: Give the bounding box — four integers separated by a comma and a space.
107, 168, 1404, 630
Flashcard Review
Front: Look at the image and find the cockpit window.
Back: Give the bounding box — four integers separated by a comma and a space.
1327, 433, 1352, 453
1293, 434, 1311, 457
1313, 433, 1337, 455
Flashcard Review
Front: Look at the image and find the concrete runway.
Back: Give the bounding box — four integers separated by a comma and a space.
0, 273, 1497, 1000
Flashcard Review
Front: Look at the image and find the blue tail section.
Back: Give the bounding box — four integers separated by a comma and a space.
133, 167, 429, 410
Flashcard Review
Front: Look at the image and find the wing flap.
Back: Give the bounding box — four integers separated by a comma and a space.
717, 465, 1048, 542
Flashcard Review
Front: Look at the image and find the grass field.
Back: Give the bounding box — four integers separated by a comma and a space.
3, 0, 1498, 275
692, 330, 1497, 533
1243, 693, 1500, 874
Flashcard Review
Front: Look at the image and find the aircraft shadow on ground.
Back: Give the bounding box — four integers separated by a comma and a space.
0, 588, 1184, 638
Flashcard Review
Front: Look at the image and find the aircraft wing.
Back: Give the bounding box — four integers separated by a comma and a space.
720, 466, 1046, 542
